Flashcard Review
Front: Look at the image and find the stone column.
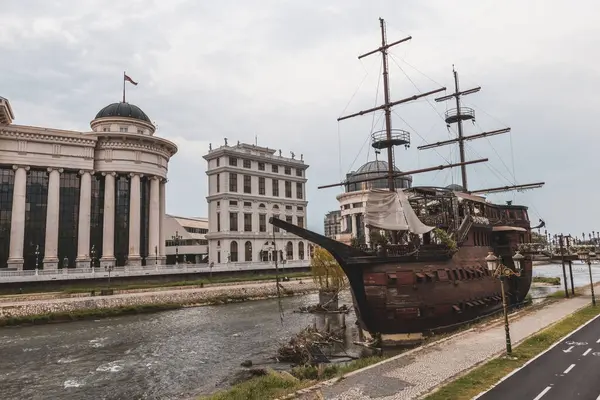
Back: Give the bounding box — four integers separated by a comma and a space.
147, 176, 160, 264
100, 172, 116, 268
128, 173, 142, 266
7, 165, 29, 270
351, 214, 358, 238
75, 170, 93, 268
159, 179, 166, 263
43, 167, 63, 270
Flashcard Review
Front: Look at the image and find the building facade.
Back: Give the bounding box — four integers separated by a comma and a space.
0, 97, 177, 270
336, 160, 412, 246
204, 142, 309, 265
164, 214, 209, 264
323, 210, 342, 239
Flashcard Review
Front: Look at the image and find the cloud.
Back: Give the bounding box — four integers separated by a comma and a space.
1, 0, 599, 236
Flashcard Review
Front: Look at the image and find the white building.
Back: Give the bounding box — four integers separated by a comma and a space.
0, 96, 177, 270
204, 141, 310, 265
164, 214, 208, 264
323, 210, 342, 239
336, 160, 412, 246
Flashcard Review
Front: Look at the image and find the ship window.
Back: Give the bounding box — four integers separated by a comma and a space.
452, 269, 460, 281
387, 273, 397, 285
452, 305, 462, 313
458, 269, 466, 280
415, 272, 425, 283
437, 270, 449, 281
425, 272, 435, 282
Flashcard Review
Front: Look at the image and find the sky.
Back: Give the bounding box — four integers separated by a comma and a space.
0, 0, 598, 237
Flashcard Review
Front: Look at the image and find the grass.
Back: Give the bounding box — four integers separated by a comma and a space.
0, 303, 183, 327
423, 304, 600, 400
199, 356, 388, 400
532, 276, 561, 285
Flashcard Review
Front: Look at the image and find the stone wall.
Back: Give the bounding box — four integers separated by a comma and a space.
0, 280, 320, 319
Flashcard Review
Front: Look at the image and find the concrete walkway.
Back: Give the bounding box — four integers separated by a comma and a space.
294, 292, 595, 400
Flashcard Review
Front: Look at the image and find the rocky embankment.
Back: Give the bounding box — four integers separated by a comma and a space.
0, 280, 319, 322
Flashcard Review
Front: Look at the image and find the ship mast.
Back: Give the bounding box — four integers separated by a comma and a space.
337, 18, 446, 192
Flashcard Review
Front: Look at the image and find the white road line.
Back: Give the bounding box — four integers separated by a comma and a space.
564, 364, 576, 374
596, 394, 600, 400
597, 338, 600, 343
533, 386, 552, 400
584, 348, 592, 356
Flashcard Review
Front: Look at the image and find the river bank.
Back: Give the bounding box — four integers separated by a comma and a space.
0, 279, 320, 326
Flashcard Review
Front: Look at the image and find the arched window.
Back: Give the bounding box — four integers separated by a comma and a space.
245, 241, 252, 262
217, 240, 221, 247
273, 204, 279, 210
259, 203, 266, 209
230, 241, 238, 262
298, 242, 305, 260
286, 241, 293, 260
308, 244, 315, 259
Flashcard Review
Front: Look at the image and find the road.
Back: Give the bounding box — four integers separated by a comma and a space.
477, 312, 600, 400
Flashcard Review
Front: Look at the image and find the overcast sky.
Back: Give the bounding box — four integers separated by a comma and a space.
1, 0, 598, 237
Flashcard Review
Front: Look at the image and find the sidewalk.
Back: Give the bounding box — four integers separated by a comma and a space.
294, 292, 595, 400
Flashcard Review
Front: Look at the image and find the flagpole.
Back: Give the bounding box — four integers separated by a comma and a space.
122, 71, 126, 103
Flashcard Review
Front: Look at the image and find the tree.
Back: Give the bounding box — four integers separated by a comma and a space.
310, 246, 346, 292
369, 230, 389, 248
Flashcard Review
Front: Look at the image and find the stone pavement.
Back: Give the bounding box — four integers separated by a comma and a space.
293, 292, 595, 400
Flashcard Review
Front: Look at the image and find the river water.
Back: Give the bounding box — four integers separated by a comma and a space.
2, 263, 600, 400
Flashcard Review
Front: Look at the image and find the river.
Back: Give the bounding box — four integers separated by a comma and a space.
1, 263, 599, 400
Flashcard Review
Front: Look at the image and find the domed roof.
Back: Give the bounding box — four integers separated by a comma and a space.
95, 102, 151, 123
355, 160, 400, 175
445, 184, 465, 191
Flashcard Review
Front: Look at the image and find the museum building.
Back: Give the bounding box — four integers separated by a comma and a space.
0, 96, 177, 270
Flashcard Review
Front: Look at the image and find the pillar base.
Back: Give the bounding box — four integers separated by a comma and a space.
6, 258, 24, 271
75, 258, 91, 269
100, 257, 116, 269
43, 258, 59, 270
146, 256, 160, 266
127, 256, 142, 267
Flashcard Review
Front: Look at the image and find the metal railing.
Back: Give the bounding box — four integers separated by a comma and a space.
0, 260, 311, 283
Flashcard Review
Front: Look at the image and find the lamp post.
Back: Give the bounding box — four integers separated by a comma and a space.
579, 250, 597, 306
172, 231, 182, 265
34, 244, 40, 273
154, 245, 158, 269
485, 250, 524, 356
90, 245, 96, 270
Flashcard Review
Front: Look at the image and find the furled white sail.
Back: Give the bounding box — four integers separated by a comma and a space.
364, 189, 434, 234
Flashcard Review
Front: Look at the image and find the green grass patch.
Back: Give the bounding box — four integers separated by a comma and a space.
200, 356, 388, 400
0, 303, 182, 327
532, 276, 561, 285
424, 304, 600, 400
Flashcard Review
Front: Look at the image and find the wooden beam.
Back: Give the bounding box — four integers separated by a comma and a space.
469, 182, 545, 195
417, 128, 511, 150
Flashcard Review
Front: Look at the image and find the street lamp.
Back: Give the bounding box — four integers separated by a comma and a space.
485, 250, 524, 356
34, 244, 40, 271
172, 231, 182, 265
154, 245, 158, 268
578, 250, 596, 306
90, 244, 97, 270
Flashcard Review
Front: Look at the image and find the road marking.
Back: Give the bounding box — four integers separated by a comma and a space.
563, 346, 574, 353
597, 338, 600, 343
596, 394, 600, 400
533, 386, 552, 400
584, 348, 592, 356
566, 341, 588, 346
564, 364, 576, 374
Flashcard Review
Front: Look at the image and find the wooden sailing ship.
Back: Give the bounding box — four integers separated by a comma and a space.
269, 18, 545, 344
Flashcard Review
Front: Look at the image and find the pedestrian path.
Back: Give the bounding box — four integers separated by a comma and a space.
294, 292, 595, 400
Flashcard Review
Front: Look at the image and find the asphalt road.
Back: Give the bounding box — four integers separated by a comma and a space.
477, 312, 600, 400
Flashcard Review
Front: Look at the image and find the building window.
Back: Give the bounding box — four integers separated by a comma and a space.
259, 203, 266, 209
216, 173, 220, 192
216, 158, 220, 167
286, 241, 293, 259
139, 177, 150, 265
285, 215, 293, 223
272, 179, 279, 197
243, 175, 251, 194
230, 241, 238, 262
229, 173, 237, 192
24, 170, 49, 270
229, 157, 237, 166
119, 126, 128, 132
258, 162, 265, 171
216, 212, 221, 231
103, 127, 109, 132
285, 181, 292, 198
296, 182, 303, 199
243, 159, 251, 168
137, 129, 144, 134
0, 168, 14, 268
272, 165, 279, 173
273, 215, 280, 233
217, 251, 221, 263
258, 177, 265, 195
229, 212, 238, 231
285, 205, 293, 210
113, 175, 130, 267
259, 214, 266, 232
297, 206, 303, 211
243, 201, 252, 207
245, 241, 252, 261
244, 213, 252, 232
230, 200, 238, 206
299, 242, 305, 260
296, 168, 302, 177
297, 216, 304, 228
284, 166, 291, 175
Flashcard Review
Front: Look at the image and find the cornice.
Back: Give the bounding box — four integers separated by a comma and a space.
204, 147, 310, 169
0, 126, 97, 147
206, 192, 309, 206
96, 137, 176, 158
206, 166, 308, 183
